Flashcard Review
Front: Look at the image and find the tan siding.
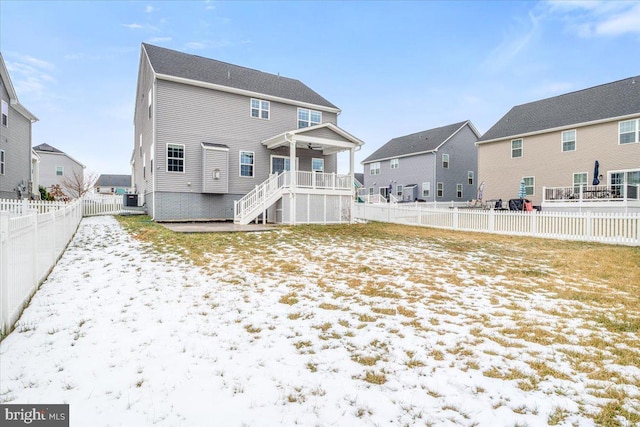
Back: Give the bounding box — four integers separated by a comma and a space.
478, 117, 640, 205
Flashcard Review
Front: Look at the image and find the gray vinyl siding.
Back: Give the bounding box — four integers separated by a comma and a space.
362, 123, 478, 202
435, 124, 478, 201
132, 51, 155, 206
36, 152, 84, 192
153, 78, 338, 196
364, 153, 436, 201
0, 81, 32, 199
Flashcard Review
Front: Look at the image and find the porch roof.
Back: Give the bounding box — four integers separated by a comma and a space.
262, 123, 364, 155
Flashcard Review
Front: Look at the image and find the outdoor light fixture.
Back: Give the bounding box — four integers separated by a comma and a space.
213, 169, 220, 180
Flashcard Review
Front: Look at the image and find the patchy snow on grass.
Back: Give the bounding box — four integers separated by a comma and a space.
1, 216, 638, 426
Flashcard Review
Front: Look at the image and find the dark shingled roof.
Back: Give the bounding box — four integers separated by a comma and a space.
479, 75, 640, 142
95, 174, 132, 188
362, 121, 471, 164
33, 143, 64, 154
143, 43, 338, 110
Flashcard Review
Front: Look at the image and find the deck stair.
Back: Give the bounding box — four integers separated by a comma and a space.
234, 172, 287, 225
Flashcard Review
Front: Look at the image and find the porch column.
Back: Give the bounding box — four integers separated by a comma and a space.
289, 138, 297, 225
349, 146, 355, 223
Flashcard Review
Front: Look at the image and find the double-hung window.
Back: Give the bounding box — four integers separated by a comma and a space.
297, 108, 321, 128
240, 151, 254, 177
573, 172, 587, 193
511, 139, 523, 158
148, 89, 152, 119
390, 158, 399, 169
442, 154, 449, 168
369, 162, 380, 175
523, 176, 535, 196
437, 182, 443, 198
456, 184, 463, 199
251, 98, 270, 120
619, 119, 639, 144
167, 144, 185, 172
422, 182, 430, 198
0, 150, 4, 175
562, 129, 576, 152
1, 100, 7, 127
468, 171, 474, 185
56, 166, 63, 176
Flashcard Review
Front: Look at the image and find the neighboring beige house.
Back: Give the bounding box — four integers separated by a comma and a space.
33, 143, 85, 195
94, 174, 132, 195
477, 76, 640, 209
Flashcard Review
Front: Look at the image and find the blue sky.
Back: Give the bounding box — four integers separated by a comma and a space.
1, 0, 639, 175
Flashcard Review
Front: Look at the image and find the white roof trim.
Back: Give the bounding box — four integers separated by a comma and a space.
477, 113, 640, 144
262, 123, 363, 155
201, 142, 229, 151
0, 53, 38, 122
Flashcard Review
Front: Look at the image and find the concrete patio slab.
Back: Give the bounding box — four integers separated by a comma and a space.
158, 221, 276, 233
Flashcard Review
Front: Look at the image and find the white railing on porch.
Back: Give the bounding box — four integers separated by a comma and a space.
353, 202, 640, 246
544, 184, 639, 203
0, 199, 83, 334
234, 171, 352, 224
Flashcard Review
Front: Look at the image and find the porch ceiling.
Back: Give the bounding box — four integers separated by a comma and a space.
262, 122, 364, 155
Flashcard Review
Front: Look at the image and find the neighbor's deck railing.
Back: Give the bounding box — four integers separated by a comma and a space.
544, 184, 639, 203
1, 198, 83, 334
353, 202, 640, 246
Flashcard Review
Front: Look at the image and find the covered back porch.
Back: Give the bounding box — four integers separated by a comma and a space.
234, 123, 364, 224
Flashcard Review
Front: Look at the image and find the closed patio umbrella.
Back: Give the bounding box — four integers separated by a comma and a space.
592, 160, 600, 185
518, 179, 526, 199
477, 181, 485, 202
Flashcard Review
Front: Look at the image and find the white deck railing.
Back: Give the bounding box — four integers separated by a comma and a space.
234, 171, 353, 224
1, 199, 83, 334
544, 184, 639, 203
353, 202, 640, 246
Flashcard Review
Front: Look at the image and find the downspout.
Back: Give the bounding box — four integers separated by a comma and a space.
433, 149, 437, 203
151, 77, 157, 220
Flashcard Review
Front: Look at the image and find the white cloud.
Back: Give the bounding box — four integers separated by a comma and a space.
148, 36, 172, 43
204, 0, 215, 11
544, 0, 640, 37
5, 55, 58, 103
483, 12, 541, 71
122, 23, 144, 30
145, 5, 155, 13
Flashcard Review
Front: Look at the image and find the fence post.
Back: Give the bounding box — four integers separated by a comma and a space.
585, 211, 593, 241
31, 209, 38, 286
0, 212, 10, 333
489, 208, 495, 232
531, 210, 537, 236
453, 207, 459, 230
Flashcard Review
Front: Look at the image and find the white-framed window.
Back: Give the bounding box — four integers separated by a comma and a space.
573, 172, 588, 193
143, 153, 146, 179
270, 155, 298, 174
456, 184, 463, 198
369, 162, 380, 175
167, 144, 185, 172
368, 187, 374, 196
437, 182, 443, 198
390, 158, 399, 169
56, 166, 63, 176
442, 154, 449, 168
0, 150, 4, 175
312, 158, 324, 172
1, 100, 7, 127
150, 143, 154, 175
148, 88, 152, 119
619, 119, 639, 144
240, 151, 254, 177
523, 176, 535, 196
139, 134, 142, 158
468, 171, 474, 185
251, 98, 270, 120
562, 129, 576, 152
511, 139, 523, 158
298, 108, 321, 128
396, 184, 403, 198
422, 182, 430, 198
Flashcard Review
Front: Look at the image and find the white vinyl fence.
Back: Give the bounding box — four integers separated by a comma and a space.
83, 194, 127, 217
353, 203, 640, 246
0, 199, 83, 334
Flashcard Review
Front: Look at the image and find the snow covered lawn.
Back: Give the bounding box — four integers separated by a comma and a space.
1, 215, 639, 426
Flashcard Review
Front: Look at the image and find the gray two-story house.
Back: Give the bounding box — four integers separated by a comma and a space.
0, 52, 38, 199
362, 121, 480, 202
133, 43, 363, 224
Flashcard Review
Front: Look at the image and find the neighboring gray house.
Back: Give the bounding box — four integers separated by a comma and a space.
94, 174, 132, 195
33, 143, 85, 195
0, 52, 39, 199
362, 121, 480, 202
133, 43, 363, 223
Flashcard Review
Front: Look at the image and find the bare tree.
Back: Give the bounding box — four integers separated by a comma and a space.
61, 169, 98, 199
